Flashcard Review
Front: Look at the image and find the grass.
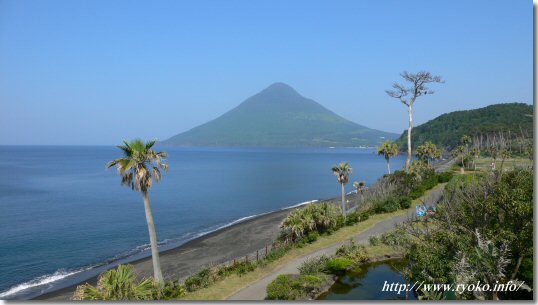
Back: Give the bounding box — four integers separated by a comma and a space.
180, 184, 445, 300
470, 157, 532, 172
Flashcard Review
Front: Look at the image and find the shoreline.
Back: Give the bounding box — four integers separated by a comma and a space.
13, 161, 452, 301
32, 198, 336, 301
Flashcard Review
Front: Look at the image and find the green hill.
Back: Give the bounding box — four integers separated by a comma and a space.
164, 83, 397, 147
395, 103, 533, 150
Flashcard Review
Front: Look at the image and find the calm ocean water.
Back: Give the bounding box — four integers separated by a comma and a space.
0, 146, 406, 299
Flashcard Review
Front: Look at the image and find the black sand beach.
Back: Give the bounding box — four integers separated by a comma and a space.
37, 208, 293, 300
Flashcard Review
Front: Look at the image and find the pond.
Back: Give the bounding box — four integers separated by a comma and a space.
317, 259, 417, 300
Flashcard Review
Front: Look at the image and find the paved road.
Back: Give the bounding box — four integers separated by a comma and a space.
228, 185, 445, 300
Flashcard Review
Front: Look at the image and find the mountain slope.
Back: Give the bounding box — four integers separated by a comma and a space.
164, 83, 397, 147
394, 103, 533, 150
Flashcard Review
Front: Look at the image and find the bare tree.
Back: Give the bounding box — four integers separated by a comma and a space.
386, 71, 444, 171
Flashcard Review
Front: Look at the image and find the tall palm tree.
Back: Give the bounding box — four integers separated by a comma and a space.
378, 141, 399, 174
107, 139, 168, 283
331, 162, 352, 219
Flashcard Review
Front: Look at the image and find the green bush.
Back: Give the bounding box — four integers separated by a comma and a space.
369, 235, 380, 246
345, 212, 360, 225
326, 257, 354, 274
264, 244, 292, 263
380, 229, 412, 248
335, 242, 368, 264
266, 274, 327, 300
291, 274, 325, 296
305, 231, 319, 243
73, 264, 186, 300
184, 267, 213, 292
358, 211, 370, 221
298, 255, 330, 275
159, 280, 186, 300
436, 171, 454, 183
234, 261, 256, 276
399, 196, 412, 209
267, 275, 299, 300
375, 196, 400, 213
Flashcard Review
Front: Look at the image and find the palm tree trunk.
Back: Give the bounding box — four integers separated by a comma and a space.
341, 183, 346, 219
511, 255, 524, 280
406, 105, 413, 172
387, 159, 391, 174
143, 192, 164, 283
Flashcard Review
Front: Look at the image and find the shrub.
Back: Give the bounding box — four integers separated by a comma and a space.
266, 274, 328, 300
380, 229, 412, 248
158, 280, 186, 300
267, 275, 299, 300
264, 244, 292, 263
345, 212, 360, 226
334, 215, 345, 229
437, 171, 454, 183
358, 211, 370, 221
184, 267, 213, 292
234, 261, 256, 276
399, 196, 412, 209
335, 242, 368, 264
291, 274, 325, 297
298, 255, 330, 275
326, 257, 354, 274
369, 235, 380, 246
73, 264, 185, 300
375, 196, 400, 213
305, 231, 319, 243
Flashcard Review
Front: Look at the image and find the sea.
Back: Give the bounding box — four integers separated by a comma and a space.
0, 146, 406, 299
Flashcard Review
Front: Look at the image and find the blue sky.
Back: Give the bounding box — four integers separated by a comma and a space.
0, 0, 532, 145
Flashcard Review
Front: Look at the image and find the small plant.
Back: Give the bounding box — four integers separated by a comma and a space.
266, 274, 328, 300
298, 255, 330, 275
369, 235, 380, 246
73, 264, 185, 300
305, 231, 319, 243
326, 257, 353, 274
184, 267, 214, 292
335, 242, 368, 264
266, 274, 300, 300
345, 212, 360, 225
399, 196, 412, 209
234, 261, 256, 276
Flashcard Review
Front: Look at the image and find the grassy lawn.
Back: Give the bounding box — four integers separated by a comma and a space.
181, 184, 445, 300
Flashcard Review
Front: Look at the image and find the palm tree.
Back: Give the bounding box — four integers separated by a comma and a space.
332, 162, 352, 219
499, 149, 511, 172
353, 181, 366, 203
415, 141, 442, 166
470, 147, 480, 170
378, 141, 399, 174
107, 139, 168, 283
281, 210, 306, 240
451, 145, 466, 173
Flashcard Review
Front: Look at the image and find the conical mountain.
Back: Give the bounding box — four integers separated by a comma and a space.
163, 83, 397, 147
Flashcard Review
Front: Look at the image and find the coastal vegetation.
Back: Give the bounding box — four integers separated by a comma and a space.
385, 71, 444, 170
107, 139, 169, 283
73, 103, 532, 301
331, 162, 352, 218
394, 103, 533, 151
377, 140, 399, 174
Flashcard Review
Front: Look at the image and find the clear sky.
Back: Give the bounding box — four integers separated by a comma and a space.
0, 0, 532, 145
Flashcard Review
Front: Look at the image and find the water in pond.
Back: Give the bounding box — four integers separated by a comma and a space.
318, 259, 417, 300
